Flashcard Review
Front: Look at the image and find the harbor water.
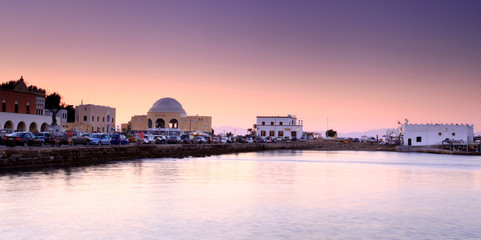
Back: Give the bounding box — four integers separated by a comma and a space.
1, 150, 481, 239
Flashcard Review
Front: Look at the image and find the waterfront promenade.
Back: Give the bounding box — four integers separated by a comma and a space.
1, 141, 479, 170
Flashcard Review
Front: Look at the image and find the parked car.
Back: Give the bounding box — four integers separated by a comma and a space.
245, 137, 254, 143
90, 134, 111, 145
154, 135, 166, 144
4, 132, 44, 147
167, 135, 182, 144
0, 129, 14, 145
35, 132, 57, 145
142, 134, 156, 144
196, 136, 206, 144
254, 136, 265, 143
180, 134, 193, 144
299, 137, 306, 142
68, 131, 90, 145
111, 134, 129, 145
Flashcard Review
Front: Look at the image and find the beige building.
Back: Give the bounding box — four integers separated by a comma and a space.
125, 97, 212, 134
73, 104, 116, 133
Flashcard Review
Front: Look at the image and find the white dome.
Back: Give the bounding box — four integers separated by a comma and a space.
149, 97, 186, 115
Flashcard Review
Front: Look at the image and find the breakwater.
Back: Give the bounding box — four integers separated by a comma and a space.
0, 141, 394, 170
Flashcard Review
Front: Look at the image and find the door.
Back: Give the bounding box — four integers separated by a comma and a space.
408, 138, 412, 146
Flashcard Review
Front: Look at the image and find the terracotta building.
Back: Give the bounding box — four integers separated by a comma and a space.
0, 76, 45, 115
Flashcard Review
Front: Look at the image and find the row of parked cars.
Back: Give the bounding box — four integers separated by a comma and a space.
0, 129, 309, 147
0, 131, 131, 147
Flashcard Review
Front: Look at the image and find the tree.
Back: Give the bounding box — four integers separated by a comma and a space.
65, 105, 75, 122
325, 129, 337, 138
45, 92, 66, 125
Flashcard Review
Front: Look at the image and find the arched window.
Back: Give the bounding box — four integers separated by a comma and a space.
269, 131, 275, 136
262, 121, 265, 125
270, 122, 274, 125
107, 116, 111, 123
148, 119, 153, 128
29, 122, 37, 132
278, 131, 283, 137
4, 121, 13, 130
260, 130, 266, 136
17, 121, 26, 131
156, 118, 165, 128
169, 119, 179, 129
279, 122, 283, 126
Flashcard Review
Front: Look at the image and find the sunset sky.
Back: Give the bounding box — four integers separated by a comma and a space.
1, 0, 480, 133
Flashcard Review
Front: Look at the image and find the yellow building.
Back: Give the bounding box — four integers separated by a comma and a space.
126, 98, 212, 134
73, 104, 116, 133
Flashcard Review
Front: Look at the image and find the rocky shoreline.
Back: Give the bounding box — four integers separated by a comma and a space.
0, 141, 479, 171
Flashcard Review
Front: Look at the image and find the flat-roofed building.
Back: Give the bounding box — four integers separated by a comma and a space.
402, 119, 474, 146
74, 104, 116, 133
256, 115, 303, 138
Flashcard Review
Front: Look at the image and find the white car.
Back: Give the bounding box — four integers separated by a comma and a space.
196, 136, 206, 144
245, 137, 254, 143
143, 134, 156, 144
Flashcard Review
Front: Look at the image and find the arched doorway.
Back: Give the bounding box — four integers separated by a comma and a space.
169, 119, 178, 129
29, 122, 38, 132
41, 123, 48, 132
148, 119, 152, 128
4, 121, 13, 130
291, 131, 297, 138
17, 121, 26, 131
156, 118, 165, 128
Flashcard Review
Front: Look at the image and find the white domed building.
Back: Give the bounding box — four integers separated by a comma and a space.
127, 97, 212, 135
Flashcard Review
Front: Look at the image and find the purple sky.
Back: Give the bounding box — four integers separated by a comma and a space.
1, 0, 480, 132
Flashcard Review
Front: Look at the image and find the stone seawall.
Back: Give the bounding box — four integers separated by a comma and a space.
0, 141, 396, 170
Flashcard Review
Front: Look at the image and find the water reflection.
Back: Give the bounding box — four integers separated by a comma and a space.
1, 150, 481, 240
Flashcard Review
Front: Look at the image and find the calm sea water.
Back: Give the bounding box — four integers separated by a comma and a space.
1, 150, 481, 240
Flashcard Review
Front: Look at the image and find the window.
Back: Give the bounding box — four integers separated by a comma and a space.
2, 102, 6, 112
103, 117, 105, 122
452, 132, 456, 136
438, 132, 442, 136
260, 130, 266, 136
84, 116, 87, 121
416, 136, 422, 142
269, 131, 275, 136
26, 104, 30, 114
278, 131, 283, 137
112, 118, 114, 123
270, 122, 274, 125
14, 102, 18, 113
92, 116, 94, 121
97, 117, 99, 122
279, 122, 283, 126
262, 121, 265, 125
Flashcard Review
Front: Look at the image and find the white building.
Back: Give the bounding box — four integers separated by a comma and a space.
256, 115, 303, 138
0, 112, 60, 132
402, 119, 474, 146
